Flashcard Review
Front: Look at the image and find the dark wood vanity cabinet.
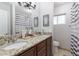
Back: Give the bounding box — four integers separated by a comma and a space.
36, 40, 47, 56
16, 36, 52, 56
20, 47, 36, 56
46, 36, 52, 56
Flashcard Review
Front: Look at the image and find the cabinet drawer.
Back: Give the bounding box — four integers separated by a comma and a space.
37, 40, 46, 52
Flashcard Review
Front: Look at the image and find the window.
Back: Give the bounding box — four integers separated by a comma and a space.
53, 14, 65, 25
53, 16, 57, 25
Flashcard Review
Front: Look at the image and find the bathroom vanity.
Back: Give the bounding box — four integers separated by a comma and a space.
0, 35, 53, 56
16, 35, 52, 56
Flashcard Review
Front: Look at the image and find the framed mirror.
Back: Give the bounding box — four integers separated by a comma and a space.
43, 14, 49, 27
34, 17, 38, 27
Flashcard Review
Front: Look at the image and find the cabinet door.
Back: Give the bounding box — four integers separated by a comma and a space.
46, 36, 52, 56
20, 47, 36, 56
36, 40, 47, 56
37, 47, 46, 56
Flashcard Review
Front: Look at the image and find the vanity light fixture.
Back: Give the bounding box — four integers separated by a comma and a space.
18, 2, 36, 9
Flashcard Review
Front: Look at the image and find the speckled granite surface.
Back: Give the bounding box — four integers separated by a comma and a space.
0, 35, 52, 56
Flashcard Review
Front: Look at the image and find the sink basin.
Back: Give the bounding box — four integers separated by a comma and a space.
3, 41, 27, 50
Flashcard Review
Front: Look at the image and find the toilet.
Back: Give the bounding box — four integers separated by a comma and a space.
53, 41, 60, 53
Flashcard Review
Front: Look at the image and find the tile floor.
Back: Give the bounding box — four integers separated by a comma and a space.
54, 48, 72, 56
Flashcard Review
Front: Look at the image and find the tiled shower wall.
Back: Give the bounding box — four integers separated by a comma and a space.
71, 2, 79, 56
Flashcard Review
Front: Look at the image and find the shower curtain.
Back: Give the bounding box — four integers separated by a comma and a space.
71, 2, 79, 56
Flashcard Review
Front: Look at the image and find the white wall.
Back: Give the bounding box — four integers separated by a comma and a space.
32, 2, 54, 34
0, 3, 11, 35
40, 2, 54, 33
32, 3, 41, 32
0, 9, 8, 36
54, 3, 73, 50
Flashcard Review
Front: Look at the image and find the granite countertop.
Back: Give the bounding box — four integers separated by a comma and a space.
0, 34, 52, 56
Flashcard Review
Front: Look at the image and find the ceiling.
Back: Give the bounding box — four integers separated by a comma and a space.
54, 2, 71, 7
